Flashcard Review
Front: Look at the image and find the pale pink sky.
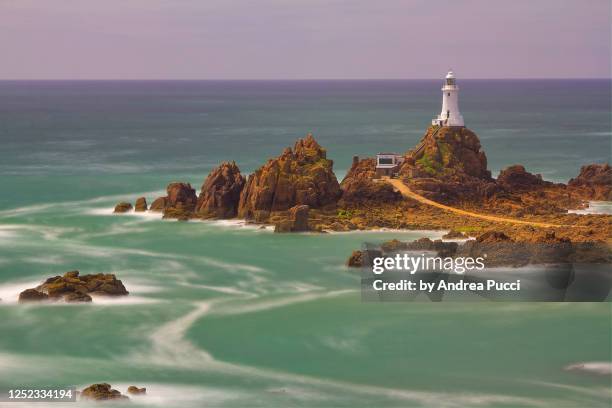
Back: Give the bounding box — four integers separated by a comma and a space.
1, 0, 610, 79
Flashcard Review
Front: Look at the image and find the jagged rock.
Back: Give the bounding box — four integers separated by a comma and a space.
497, 165, 548, 191
149, 197, 167, 212
442, 230, 467, 239
568, 163, 612, 201
403, 126, 491, 179
20, 271, 128, 303
167, 182, 197, 210
274, 205, 310, 232
18, 289, 49, 303
152, 182, 197, 219
127, 386, 146, 395
238, 133, 341, 221
339, 157, 402, 204
399, 126, 497, 203
80, 384, 128, 401
346, 250, 364, 267
196, 161, 246, 218
134, 197, 148, 212
113, 202, 133, 213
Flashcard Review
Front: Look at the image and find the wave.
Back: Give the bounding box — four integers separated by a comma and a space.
564, 361, 612, 376
0, 190, 164, 218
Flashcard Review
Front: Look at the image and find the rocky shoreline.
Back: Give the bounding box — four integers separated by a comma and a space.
113, 128, 611, 243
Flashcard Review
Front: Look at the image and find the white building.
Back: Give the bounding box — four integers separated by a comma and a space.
375, 153, 404, 177
432, 70, 464, 127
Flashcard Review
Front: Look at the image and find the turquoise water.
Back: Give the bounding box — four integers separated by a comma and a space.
0, 80, 610, 407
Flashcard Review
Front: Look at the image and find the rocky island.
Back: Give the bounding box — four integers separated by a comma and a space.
114, 128, 611, 244
18, 270, 129, 303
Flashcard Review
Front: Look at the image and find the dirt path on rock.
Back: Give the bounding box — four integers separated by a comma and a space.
386, 178, 562, 228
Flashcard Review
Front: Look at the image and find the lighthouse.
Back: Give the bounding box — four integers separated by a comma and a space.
432, 70, 464, 127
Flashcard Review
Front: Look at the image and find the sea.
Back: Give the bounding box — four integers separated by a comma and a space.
0, 80, 610, 407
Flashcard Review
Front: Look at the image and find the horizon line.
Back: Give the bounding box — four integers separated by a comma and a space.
0, 77, 610, 81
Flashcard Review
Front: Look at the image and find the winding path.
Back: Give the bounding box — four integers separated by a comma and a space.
385, 178, 562, 228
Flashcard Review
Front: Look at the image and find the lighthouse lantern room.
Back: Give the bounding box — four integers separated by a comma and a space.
432, 70, 464, 127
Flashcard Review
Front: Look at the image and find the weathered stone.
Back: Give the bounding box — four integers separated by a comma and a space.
18, 289, 49, 303
274, 205, 310, 233
568, 163, 612, 201
196, 161, 245, 218
346, 250, 364, 267
113, 202, 133, 213
497, 165, 547, 191
238, 134, 341, 221
127, 386, 146, 395
80, 384, 128, 401
149, 197, 167, 212
134, 197, 148, 212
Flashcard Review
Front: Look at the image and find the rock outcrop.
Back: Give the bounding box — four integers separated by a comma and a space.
274, 205, 310, 232
80, 384, 128, 401
568, 163, 612, 201
134, 197, 148, 212
127, 386, 146, 395
150, 182, 197, 220
196, 161, 246, 218
18, 288, 49, 302
238, 133, 341, 221
113, 202, 133, 213
399, 126, 497, 203
340, 157, 402, 204
497, 165, 548, 191
19, 271, 128, 303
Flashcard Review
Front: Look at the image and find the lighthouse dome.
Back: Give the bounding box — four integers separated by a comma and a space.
445, 70, 455, 79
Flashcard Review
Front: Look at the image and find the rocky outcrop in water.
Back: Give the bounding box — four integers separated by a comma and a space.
274, 205, 310, 232
19, 271, 128, 303
568, 163, 612, 201
134, 197, 148, 212
238, 133, 341, 222
196, 161, 246, 218
150, 182, 197, 220
113, 202, 133, 213
127, 386, 146, 395
80, 384, 129, 401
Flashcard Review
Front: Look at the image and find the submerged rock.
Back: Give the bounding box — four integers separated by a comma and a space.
127, 386, 146, 395
134, 197, 148, 212
196, 161, 245, 218
80, 384, 128, 401
113, 202, 133, 213
346, 250, 364, 267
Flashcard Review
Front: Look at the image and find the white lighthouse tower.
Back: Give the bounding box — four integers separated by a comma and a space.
432, 70, 464, 127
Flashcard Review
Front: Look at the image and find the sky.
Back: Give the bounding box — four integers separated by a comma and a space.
0, 0, 610, 79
